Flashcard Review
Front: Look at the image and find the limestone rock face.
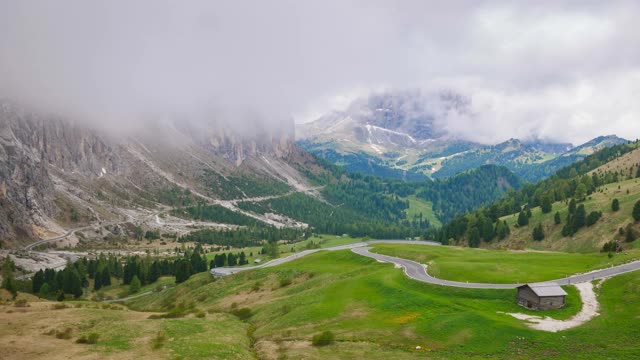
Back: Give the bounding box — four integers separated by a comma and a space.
0, 100, 301, 246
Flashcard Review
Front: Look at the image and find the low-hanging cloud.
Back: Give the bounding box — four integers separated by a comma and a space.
1, 0, 639, 144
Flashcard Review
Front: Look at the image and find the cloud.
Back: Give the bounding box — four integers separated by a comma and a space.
1, 1, 639, 143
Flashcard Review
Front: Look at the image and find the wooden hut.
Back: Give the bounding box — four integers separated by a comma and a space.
517, 283, 567, 310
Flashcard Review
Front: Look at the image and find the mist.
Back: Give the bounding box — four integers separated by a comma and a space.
1, 1, 639, 144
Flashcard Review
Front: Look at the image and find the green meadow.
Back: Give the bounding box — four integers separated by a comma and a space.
124, 249, 640, 359
371, 243, 639, 284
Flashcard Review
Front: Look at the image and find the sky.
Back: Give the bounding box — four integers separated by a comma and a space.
0, 0, 639, 144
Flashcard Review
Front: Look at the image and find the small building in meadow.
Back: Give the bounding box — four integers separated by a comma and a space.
517, 283, 567, 310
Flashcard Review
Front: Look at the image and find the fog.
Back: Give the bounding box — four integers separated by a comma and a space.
1, 1, 639, 143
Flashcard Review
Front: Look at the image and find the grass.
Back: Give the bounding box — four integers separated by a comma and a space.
403, 195, 442, 228
203, 234, 365, 267
371, 243, 638, 284
3, 250, 639, 359
498, 177, 640, 253
124, 249, 640, 359
0, 300, 252, 359
96, 276, 175, 300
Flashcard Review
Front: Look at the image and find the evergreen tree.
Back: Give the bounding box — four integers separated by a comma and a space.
532, 223, 545, 241
32, 270, 45, 294
517, 210, 529, 226
39, 283, 50, 298
468, 227, 481, 248
175, 260, 192, 284
227, 253, 237, 266
612, 198, 620, 212
101, 267, 112, 287
586, 211, 602, 226
2, 258, 17, 298
626, 226, 637, 242
129, 275, 141, 294
93, 271, 103, 291
149, 262, 160, 283
495, 220, 510, 240
62, 268, 83, 298
574, 183, 587, 201
541, 196, 553, 214
569, 199, 577, 214
574, 204, 587, 229
554, 211, 562, 225
633, 200, 640, 221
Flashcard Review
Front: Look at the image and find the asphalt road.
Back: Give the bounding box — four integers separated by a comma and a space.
210, 240, 441, 276
352, 246, 640, 288
211, 240, 640, 288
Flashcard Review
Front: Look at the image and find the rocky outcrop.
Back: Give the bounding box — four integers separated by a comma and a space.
0, 100, 302, 246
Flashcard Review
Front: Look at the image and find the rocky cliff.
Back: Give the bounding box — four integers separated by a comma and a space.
0, 100, 307, 246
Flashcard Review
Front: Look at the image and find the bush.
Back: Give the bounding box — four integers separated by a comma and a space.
14, 299, 28, 307
55, 328, 73, 340
76, 333, 99, 344
586, 211, 602, 226
231, 307, 253, 320
151, 332, 166, 349
279, 277, 292, 288
311, 331, 335, 346
612, 198, 620, 212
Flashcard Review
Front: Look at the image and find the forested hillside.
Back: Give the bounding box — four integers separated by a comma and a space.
210, 165, 523, 239
432, 141, 640, 250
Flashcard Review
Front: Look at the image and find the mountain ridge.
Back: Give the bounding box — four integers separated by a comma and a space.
297, 91, 628, 182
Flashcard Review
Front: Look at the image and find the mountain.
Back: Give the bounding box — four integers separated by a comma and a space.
0, 100, 327, 247
0, 99, 526, 249
297, 91, 628, 182
432, 140, 640, 251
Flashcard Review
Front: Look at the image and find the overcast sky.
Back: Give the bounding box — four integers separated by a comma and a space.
1, 0, 639, 144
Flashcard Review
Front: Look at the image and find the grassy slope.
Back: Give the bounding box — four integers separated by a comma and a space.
125, 250, 639, 359
403, 195, 442, 228
371, 244, 638, 284
498, 177, 640, 253
0, 293, 252, 360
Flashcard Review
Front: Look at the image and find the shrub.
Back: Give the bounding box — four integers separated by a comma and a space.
612, 198, 620, 212
231, 307, 253, 320
279, 277, 292, 288
151, 332, 166, 349
14, 299, 28, 307
76, 333, 99, 344
55, 328, 73, 340
311, 331, 335, 346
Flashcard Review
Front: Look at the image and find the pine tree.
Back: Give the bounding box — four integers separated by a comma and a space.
517, 210, 529, 226
532, 223, 545, 241
39, 283, 50, 298
129, 275, 141, 294
2, 258, 17, 298
468, 227, 481, 248
541, 196, 553, 214
93, 271, 103, 291
633, 200, 640, 221
101, 267, 111, 287
554, 211, 561, 225
574, 183, 587, 201
612, 198, 620, 212
569, 199, 577, 214
32, 270, 45, 294
574, 204, 587, 229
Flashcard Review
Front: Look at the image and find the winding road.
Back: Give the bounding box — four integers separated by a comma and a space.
211, 240, 640, 288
